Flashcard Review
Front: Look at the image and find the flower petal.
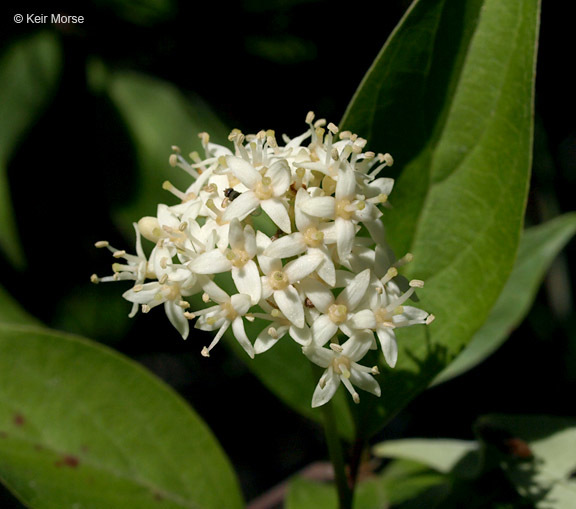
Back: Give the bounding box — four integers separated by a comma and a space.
302, 344, 333, 368
226, 155, 260, 189
336, 167, 356, 200
254, 330, 281, 355
222, 191, 260, 223
349, 370, 381, 397
232, 317, 255, 358
336, 268, 371, 310
261, 198, 291, 233
336, 217, 355, 264
232, 260, 261, 305
341, 333, 373, 361
349, 309, 376, 330
230, 293, 252, 316
312, 314, 339, 346
228, 218, 244, 250
289, 323, 312, 346
283, 253, 323, 283
267, 159, 291, 196
294, 188, 313, 231
264, 233, 306, 259
369, 177, 394, 196
274, 286, 305, 328
189, 249, 231, 274
300, 278, 334, 313
123, 282, 160, 305
311, 369, 340, 408
377, 327, 398, 368
315, 248, 336, 287
164, 300, 189, 339
299, 196, 335, 219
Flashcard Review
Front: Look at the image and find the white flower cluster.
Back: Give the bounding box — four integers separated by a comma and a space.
92, 112, 434, 407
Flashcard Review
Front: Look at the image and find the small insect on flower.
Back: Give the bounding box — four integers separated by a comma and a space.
224, 188, 242, 201
222, 187, 242, 208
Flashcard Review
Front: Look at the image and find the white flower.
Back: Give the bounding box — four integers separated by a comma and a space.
303, 335, 381, 407
264, 188, 337, 286
122, 265, 198, 339
299, 166, 378, 264
258, 232, 323, 328
252, 301, 312, 354
222, 156, 292, 233
93, 113, 435, 408
301, 268, 375, 346
194, 282, 255, 358
369, 279, 434, 367
91, 224, 150, 317
190, 219, 261, 304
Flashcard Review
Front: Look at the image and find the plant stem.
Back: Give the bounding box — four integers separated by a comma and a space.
321, 400, 353, 509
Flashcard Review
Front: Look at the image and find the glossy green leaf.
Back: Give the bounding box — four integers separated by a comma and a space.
103, 70, 230, 235
0, 323, 243, 509
285, 476, 388, 509
0, 32, 61, 266
373, 439, 481, 478
286, 461, 448, 508
434, 213, 576, 385
285, 478, 337, 509
341, 0, 541, 436
379, 460, 448, 506
477, 414, 576, 508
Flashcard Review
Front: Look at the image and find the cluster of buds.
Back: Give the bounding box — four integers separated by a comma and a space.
92, 112, 434, 407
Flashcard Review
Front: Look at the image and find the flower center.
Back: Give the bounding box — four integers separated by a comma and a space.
254, 176, 273, 200
328, 303, 348, 324
227, 248, 251, 268
222, 301, 238, 321
160, 282, 181, 301
303, 227, 324, 248
336, 199, 354, 220
269, 270, 289, 290
375, 306, 400, 327
332, 356, 351, 377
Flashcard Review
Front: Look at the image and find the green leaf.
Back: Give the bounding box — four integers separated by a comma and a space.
102, 69, 230, 235
341, 0, 541, 436
285, 478, 337, 509
477, 415, 576, 508
285, 475, 390, 509
0, 323, 243, 509
379, 460, 449, 506
373, 438, 481, 478
433, 213, 576, 385
0, 32, 61, 266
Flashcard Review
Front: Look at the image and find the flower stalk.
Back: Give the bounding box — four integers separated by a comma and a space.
320, 397, 353, 509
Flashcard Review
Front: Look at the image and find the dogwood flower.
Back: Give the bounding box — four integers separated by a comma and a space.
222, 157, 292, 233
301, 268, 375, 346
194, 282, 255, 358
93, 112, 434, 408
259, 241, 324, 328
369, 278, 435, 367
303, 335, 381, 407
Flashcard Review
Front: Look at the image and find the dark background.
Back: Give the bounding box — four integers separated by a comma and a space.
0, 0, 574, 505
